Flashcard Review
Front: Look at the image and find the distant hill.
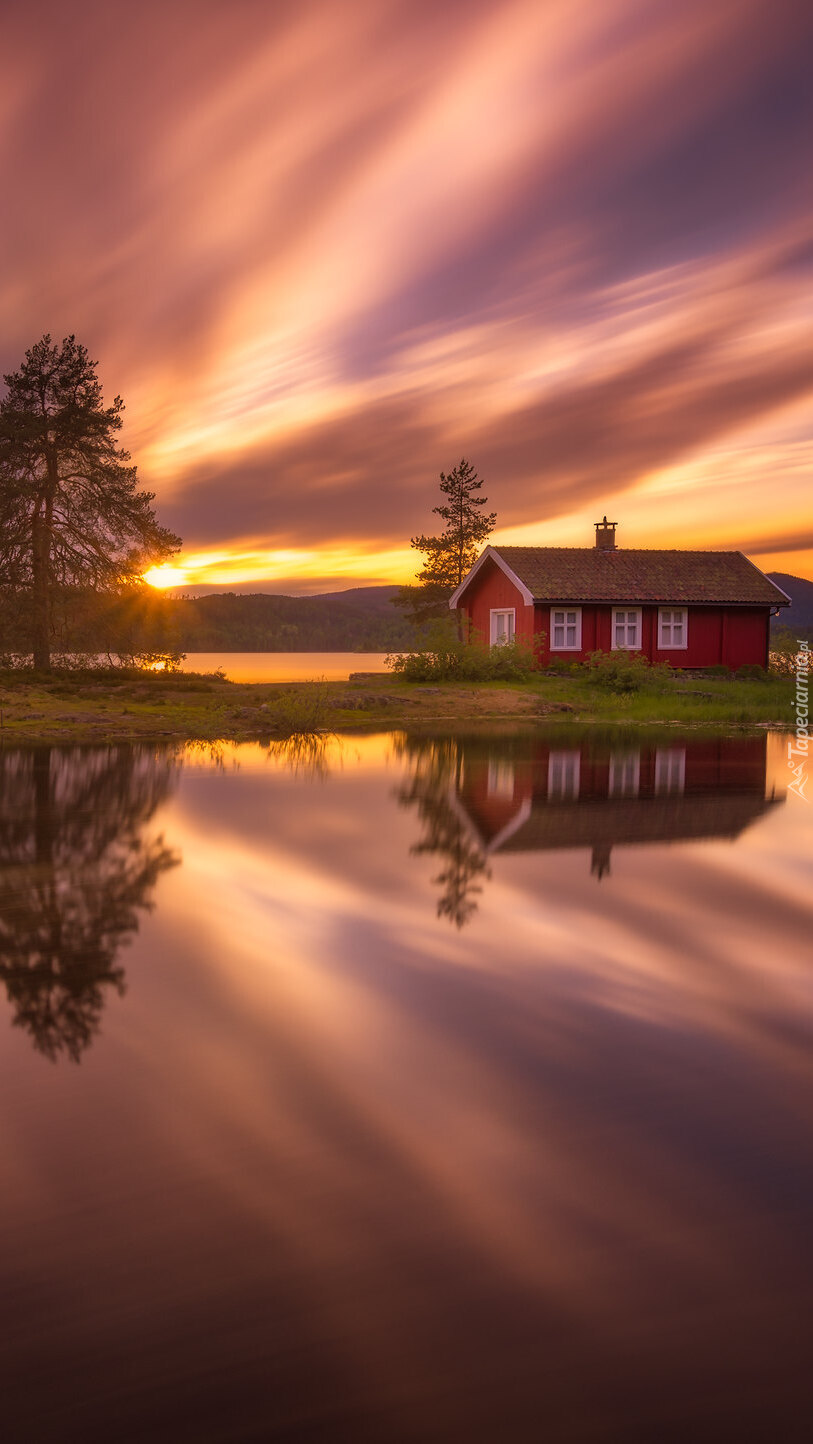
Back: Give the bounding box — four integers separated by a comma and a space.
767, 573, 813, 634
0, 583, 426, 656
157, 586, 417, 652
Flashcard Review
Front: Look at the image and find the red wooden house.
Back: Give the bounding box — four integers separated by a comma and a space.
448, 519, 791, 668
453, 734, 780, 879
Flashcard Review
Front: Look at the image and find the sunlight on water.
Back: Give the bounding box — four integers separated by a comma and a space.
179, 650, 393, 681
0, 729, 810, 1441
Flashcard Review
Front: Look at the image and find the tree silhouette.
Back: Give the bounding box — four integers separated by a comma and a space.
395, 459, 495, 626
395, 736, 490, 928
0, 335, 180, 669
0, 745, 180, 1061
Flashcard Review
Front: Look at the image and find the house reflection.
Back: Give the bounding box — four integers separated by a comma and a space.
0, 745, 180, 1061
398, 732, 782, 924
456, 734, 783, 881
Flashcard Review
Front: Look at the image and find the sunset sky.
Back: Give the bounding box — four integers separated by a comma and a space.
2, 0, 812, 593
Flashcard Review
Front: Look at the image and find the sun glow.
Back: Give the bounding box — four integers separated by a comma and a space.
144, 564, 188, 589
143, 544, 417, 592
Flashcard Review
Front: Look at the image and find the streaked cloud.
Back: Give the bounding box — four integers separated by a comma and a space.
1, 0, 811, 587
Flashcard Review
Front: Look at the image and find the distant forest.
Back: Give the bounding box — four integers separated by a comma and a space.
164, 587, 418, 652
15, 585, 421, 656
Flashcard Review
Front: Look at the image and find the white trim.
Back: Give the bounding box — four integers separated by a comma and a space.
487, 758, 515, 798
487, 797, 532, 852
735, 552, 793, 605
447, 784, 532, 855
655, 748, 686, 794
448, 545, 534, 609
550, 606, 582, 651
609, 751, 640, 797
489, 607, 516, 646
611, 607, 642, 650
547, 750, 581, 800
657, 606, 688, 649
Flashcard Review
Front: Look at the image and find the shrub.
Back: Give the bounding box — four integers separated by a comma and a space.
701, 664, 732, 678
387, 619, 540, 682
586, 650, 654, 692
273, 681, 331, 733
735, 663, 767, 681
544, 655, 580, 676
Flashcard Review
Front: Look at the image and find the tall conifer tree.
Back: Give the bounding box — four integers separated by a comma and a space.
0, 335, 180, 669
396, 459, 495, 625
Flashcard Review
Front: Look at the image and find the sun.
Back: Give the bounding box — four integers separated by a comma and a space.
143, 564, 188, 589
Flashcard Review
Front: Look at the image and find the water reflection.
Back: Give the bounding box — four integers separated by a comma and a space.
0, 746, 180, 1061
397, 731, 782, 921
266, 730, 338, 779
394, 736, 491, 927
0, 732, 810, 1441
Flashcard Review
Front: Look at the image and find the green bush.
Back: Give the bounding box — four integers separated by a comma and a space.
544, 655, 580, 676
701, 663, 732, 678
586, 650, 668, 693
273, 681, 331, 733
387, 619, 541, 682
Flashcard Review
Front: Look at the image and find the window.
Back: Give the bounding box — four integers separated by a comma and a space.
655, 748, 686, 794
550, 607, 582, 651
487, 759, 515, 800
612, 608, 641, 650
547, 750, 580, 800
608, 751, 640, 797
658, 607, 687, 649
490, 608, 515, 646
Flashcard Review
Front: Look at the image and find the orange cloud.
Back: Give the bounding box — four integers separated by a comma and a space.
1, 0, 811, 588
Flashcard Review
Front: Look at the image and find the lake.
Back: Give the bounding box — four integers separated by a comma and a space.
180, 651, 393, 681
1, 728, 811, 1442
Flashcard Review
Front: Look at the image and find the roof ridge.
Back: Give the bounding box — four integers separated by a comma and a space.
456, 542, 791, 607
493, 544, 745, 555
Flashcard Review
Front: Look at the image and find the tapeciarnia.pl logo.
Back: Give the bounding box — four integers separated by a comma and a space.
788, 638, 809, 801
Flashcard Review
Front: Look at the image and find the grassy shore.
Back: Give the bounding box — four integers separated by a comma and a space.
0, 665, 796, 744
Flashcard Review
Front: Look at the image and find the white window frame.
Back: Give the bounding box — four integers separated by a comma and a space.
654, 748, 686, 794
550, 607, 582, 651
657, 607, 688, 650
489, 608, 515, 646
487, 759, 515, 800
547, 750, 581, 800
611, 608, 642, 651
608, 751, 640, 798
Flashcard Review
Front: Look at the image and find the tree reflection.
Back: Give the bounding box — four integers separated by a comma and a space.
0, 746, 180, 1061
266, 731, 340, 780
394, 736, 490, 929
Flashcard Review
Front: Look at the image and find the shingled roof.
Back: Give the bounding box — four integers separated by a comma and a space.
454, 546, 790, 607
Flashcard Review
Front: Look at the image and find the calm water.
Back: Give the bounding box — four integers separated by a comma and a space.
180, 651, 392, 681
1, 729, 811, 1442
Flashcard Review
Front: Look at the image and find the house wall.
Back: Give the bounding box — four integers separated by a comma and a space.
461, 736, 767, 836
462, 558, 536, 646
459, 560, 772, 668
528, 603, 770, 669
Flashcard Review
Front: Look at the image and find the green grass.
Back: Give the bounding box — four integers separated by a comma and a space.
0, 664, 796, 743
525, 670, 794, 725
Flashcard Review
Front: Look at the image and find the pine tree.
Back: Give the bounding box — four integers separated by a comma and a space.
395, 458, 496, 625
0, 335, 181, 670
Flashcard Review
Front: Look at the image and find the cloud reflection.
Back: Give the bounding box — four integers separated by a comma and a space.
0, 730, 811, 1436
